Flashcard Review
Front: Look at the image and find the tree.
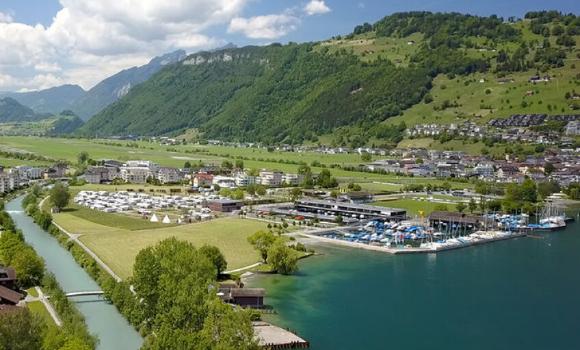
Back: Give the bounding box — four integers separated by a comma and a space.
77, 151, 89, 165
50, 183, 70, 210
183, 161, 192, 169
198, 298, 259, 350
433, 204, 449, 211
361, 153, 372, 162
456, 202, 466, 213
256, 185, 267, 196
537, 181, 560, 199
235, 160, 244, 169
221, 160, 233, 170
10, 247, 45, 288
0, 308, 43, 350
247, 230, 277, 262
289, 188, 302, 201
266, 239, 299, 275
468, 198, 477, 213
246, 184, 257, 196
199, 245, 228, 277
317, 169, 338, 188
544, 162, 555, 175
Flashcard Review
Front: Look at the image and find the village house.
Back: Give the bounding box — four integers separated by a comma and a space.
0, 266, 23, 311
193, 173, 214, 188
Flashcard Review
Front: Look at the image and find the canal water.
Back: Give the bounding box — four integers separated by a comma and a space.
6, 196, 143, 350
249, 212, 580, 350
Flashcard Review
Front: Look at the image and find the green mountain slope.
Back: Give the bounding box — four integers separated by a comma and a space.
0, 84, 86, 115
0, 97, 47, 122
81, 11, 579, 144
81, 44, 431, 143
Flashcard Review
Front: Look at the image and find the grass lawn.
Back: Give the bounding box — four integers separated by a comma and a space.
63, 205, 179, 230
374, 198, 458, 217
27, 301, 55, 326
26, 287, 39, 297
52, 208, 268, 279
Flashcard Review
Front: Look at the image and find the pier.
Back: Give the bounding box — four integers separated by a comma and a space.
253, 322, 309, 349
300, 230, 528, 255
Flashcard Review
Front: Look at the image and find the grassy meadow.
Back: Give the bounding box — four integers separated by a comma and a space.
51, 204, 267, 279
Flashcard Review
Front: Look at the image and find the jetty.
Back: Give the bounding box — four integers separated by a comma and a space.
300, 230, 527, 255
253, 321, 309, 349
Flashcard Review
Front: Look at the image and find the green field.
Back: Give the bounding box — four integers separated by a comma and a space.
374, 198, 458, 217
0, 136, 475, 190
27, 301, 55, 326
52, 207, 268, 279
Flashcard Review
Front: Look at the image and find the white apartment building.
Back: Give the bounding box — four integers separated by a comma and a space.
0, 173, 17, 193
258, 171, 284, 187
282, 173, 305, 186
235, 173, 257, 187
213, 175, 237, 189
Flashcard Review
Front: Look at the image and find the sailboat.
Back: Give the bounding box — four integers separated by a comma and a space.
536, 203, 566, 231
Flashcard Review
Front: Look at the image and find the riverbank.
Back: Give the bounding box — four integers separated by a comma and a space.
249, 211, 580, 350
6, 196, 143, 350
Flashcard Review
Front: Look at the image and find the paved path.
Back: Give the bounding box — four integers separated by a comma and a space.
51, 221, 122, 282
35, 286, 63, 327
41, 195, 122, 282
223, 262, 262, 274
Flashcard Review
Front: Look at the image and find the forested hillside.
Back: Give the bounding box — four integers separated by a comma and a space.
0, 84, 85, 115
81, 11, 579, 144
0, 97, 47, 122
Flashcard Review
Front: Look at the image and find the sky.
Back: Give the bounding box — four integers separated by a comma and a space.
0, 0, 578, 92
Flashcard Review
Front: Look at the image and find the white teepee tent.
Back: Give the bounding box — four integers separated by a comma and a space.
150, 214, 159, 222
162, 215, 171, 224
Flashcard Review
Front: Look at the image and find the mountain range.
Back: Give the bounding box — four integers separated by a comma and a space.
1, 49, 189, 121
79, 11, 579, 143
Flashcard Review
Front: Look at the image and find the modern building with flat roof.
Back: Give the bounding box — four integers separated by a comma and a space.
294, 199, 406, 220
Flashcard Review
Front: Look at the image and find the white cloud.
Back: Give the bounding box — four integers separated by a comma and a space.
0, 12, 13, 23
304, 0, 331, 16
0, 0, 252, 91
228, 14, 300, 40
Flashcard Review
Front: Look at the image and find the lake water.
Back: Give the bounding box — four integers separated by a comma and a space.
250, 213, 580, 350
6, 196, 143, 350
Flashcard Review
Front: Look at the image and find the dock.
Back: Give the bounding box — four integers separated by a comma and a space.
299, 230, 527, 255
253, 321, 309, 349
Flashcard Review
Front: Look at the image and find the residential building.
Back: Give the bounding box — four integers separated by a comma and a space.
157, 167, 181, 184
258, 170, 283, 187
282, 173, 304, 186
0, 173, 17, 193
207, 199, 243, 212
235, 173, 257, 187
120, 161, 158, 183
193, 173, 214, 188
213, 176, 236, 189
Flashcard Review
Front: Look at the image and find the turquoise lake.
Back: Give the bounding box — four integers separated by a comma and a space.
250, 213, 580, 350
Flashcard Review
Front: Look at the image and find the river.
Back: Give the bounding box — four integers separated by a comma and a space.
249, 212, 580, 350
6, 196, 143, 350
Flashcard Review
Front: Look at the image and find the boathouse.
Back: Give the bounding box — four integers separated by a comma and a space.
295, 199, 406, 220
429, 211, 482, 233
0, 266, 23, 310
218, 283, 265, 308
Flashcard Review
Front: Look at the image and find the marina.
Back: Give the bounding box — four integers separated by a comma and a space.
249, 210, 580, 350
